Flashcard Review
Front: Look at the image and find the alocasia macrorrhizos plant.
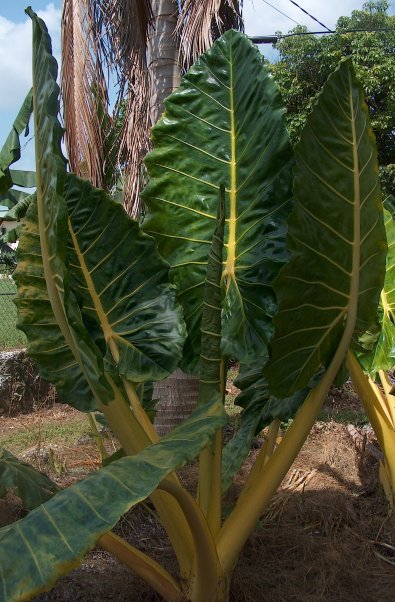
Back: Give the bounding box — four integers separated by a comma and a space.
0, 9, 388, 602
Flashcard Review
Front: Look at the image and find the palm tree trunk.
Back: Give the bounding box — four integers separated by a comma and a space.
147, 1, 199, 435
147, 0, 181, 125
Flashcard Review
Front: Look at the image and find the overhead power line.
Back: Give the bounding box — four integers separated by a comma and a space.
259, 0, 305, 28
287, 0, 331, 32
250, 27, 395, 44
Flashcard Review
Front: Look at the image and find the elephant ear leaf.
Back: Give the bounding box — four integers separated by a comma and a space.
16, 8, 185, 410
0, 448, 60, 511
357, 208, 395, 374
15, 8, 112, 407
143, 29, 293, 372
0, 400, 226, 602
15, 199, 98, 410
198, 185, 225, 406
64, 173, 185, 383
266, 59, 387, 397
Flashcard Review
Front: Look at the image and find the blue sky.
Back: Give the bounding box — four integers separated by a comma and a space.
1, 1, 394, 170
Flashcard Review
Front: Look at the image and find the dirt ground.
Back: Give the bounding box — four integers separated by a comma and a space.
0, 386, 394, 601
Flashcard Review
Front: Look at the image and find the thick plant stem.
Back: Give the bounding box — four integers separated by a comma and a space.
159, 480, 225, 602
198, 359, 226, 536
239, 419, 281, 504
147, 0, 181, 125
217, 313, 358, 573
121, 377, 160, 444
378, 370, 395, 426
347, 352, 395, 506
97, 377, 194, 578
99, 532, 185, 602
216, 374, 329, 571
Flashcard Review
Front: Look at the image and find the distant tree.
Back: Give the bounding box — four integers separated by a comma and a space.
271, 0, 395, 197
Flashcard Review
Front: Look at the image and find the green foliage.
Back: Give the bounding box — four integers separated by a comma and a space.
0, 448, 60, 510
266, 59, 386, 397
272, 0, 395, 188
358, 208, 395, 373
143, 30, 293, 372
0, 9, 390, 602
0, 401, 226, 602
15, 8, 185, 412
0, 89, 33, 194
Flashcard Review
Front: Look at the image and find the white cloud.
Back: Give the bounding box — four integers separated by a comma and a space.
0, 3, 61, 111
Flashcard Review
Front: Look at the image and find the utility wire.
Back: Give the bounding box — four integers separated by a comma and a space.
250, 27, 395, 44
258, 0, 305, 28
287, 0, 331, 31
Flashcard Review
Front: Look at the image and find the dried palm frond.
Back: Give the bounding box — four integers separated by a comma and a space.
177, 0, 244, 67
61, 0, 108, 188
90, 0, 152, 82
88, 0, 153, 215
119, 63, 151, 218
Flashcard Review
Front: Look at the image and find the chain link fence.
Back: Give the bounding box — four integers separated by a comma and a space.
0, 261, 26, 350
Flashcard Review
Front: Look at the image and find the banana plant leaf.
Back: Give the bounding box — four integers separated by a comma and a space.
0, 399, 227, 602
9, 169, 36, 188
357, 208, 395, 373
0, 189, 32, 210
266, 59, 387, 398
0, 448, 60, 511
2, 192, 35, 221
143, 30, 294, 373
0, 89, 33, 194
2, 226, 20, 245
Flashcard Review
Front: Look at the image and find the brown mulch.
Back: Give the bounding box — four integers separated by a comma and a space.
0, 404, 394, 600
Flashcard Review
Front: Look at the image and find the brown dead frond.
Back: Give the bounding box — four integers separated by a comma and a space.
61, 0, 108, 188
177, 0, 244, 68
89, 0, 152, 216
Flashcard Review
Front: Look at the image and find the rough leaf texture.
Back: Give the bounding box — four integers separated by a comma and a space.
143, 30, 293, 372
266, 59, 387, 397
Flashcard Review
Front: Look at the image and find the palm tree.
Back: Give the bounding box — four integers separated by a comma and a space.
60, 0, 244, 433
60, 0, 243, 216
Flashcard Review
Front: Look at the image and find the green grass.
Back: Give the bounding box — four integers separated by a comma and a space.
0, 418, 89, 455
318, 407, 369, 425
0, 277, 26, 349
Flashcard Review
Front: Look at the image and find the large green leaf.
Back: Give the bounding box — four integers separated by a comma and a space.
16, 9, 185, 410
2, 192, 35, 221
15, 200, 97, 410
198, 185, 225, 404
64, 174, 185, 383
0, 399, 227, 602
16, 8, 112, 408
0, 89, 33, 194
358, 208, 395, 373
266, 59, 387, 397
143, 30, 293, 372
0, 448, 60, 511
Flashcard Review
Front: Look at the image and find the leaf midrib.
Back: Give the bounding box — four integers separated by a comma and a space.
224, 40, 237, 290
68, 219, 120, 363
